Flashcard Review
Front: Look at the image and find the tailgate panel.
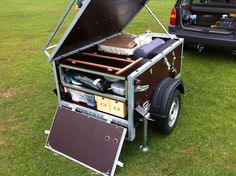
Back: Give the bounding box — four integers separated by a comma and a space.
46, 107, 126, 176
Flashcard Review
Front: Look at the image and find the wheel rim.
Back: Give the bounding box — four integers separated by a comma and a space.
168, 97, 180, 128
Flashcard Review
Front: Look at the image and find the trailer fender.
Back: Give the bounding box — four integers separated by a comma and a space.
150, 77, 184, 119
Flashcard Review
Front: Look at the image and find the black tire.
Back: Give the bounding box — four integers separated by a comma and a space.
156, 89, 181, 134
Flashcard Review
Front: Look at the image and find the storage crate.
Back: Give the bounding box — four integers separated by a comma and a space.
68, 88, 96, 107
95, 96, 111, 114
110, 100, 127, 118
95, 96, 127, 118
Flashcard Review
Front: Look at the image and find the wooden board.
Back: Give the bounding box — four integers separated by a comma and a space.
46, 107, 126, 176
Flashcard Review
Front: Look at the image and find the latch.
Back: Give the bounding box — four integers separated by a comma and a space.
103, 116, 113, 124
135, 85, 149, 92
164, 56, 177, 76
69, 104, 76, 111
164, 57, 171, 71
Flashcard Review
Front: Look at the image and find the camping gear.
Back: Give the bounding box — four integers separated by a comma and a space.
95, 96, 127, 118
133, 38, 165, 59
68, 88, 96, 107
196, 15, 219, 26
98, 33, 138, 55
43, 0, 184, 175
111, 81, 125, 96
98, 33, 153, 56
73, 72, 110, 92
219, 17, 236, 30
64, 71, 82, 86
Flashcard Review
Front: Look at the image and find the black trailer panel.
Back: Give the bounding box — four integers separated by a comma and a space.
46, 107, 126, 176
49, 0, 149, 62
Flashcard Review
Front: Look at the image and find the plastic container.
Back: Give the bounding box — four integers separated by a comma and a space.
111, 81, 125, 96
110, 100, 127, 118
86, 94, 96, 107
68, 89, 96, 107
95, 95, 127, 118
95, 96, 111, 113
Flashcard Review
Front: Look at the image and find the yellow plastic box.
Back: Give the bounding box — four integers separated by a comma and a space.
95, 96, 111, 114
95, 96, 127, 118
110, 100, 127, 118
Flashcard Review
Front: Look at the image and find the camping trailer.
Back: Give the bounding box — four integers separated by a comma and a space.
43, 0, 185, 175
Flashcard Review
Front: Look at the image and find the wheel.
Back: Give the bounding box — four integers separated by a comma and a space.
156, 89, 181, 134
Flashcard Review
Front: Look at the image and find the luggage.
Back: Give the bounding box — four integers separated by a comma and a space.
133, 38, 165, 59
196, 15, 219, 26
65, 71, 110, 92
73, 72, 110, 92
219, 17, 236, 31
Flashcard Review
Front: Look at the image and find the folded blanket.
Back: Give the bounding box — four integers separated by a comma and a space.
98, 33, 152, 56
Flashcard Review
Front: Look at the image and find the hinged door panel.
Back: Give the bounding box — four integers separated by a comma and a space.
45, 107, 126, 176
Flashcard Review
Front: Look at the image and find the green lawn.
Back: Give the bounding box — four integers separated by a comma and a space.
0, 0, 236, 175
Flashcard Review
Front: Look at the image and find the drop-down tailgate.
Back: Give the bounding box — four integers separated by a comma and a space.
45, 107, 127, 176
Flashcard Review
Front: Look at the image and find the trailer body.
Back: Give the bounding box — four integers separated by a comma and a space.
44, 0, 184, 175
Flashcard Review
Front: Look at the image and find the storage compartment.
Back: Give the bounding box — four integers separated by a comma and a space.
60, 51, 144, 76
67, 88, 96, 107
95, 95, 127, 118
181, 2, 236, 33
196, 14, 220, 26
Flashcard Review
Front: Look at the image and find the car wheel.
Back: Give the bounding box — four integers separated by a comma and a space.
157, 89, 181, 134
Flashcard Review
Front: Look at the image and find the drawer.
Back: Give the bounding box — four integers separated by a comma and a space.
95, 96, 111, 114
110, 100, 127, 118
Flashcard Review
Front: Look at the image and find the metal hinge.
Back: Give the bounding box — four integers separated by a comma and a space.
103, 116, 113, 124
69, 104, 76, 111
44, 130, 50, 135
116, 161, 124, 168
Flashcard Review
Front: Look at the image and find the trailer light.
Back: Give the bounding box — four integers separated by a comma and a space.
170, 8, 177, 25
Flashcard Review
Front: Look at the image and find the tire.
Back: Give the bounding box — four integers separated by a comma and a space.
156, 89, 181, 134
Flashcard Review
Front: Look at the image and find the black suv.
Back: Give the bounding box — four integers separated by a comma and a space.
169, 0, 236, 52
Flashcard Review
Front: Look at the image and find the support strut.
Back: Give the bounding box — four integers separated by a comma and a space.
140, 114, 150, 152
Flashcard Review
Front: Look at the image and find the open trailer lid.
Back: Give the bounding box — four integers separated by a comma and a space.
48, 0, 149, 62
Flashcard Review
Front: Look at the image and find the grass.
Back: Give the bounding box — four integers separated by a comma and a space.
0, 0, 236, 175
